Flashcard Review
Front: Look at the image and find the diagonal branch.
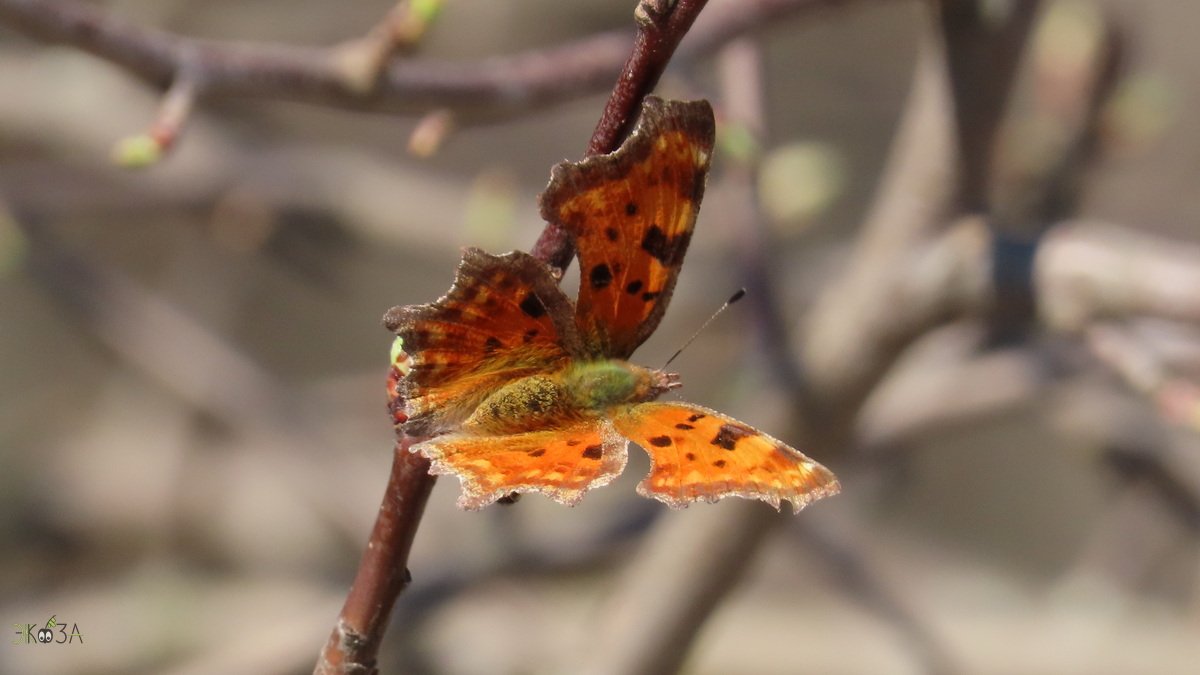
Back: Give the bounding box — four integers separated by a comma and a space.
315, 438, 436, 675
531, 0, 711, 270
317, 1, 724, 673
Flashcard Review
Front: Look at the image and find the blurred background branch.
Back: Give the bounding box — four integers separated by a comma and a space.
0, 0, 880, 163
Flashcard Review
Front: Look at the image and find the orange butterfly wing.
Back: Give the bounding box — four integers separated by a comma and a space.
613, 402, 840, 513
414, 420, 628, 510
540, 97, 715, 359
383, 248, 583, 436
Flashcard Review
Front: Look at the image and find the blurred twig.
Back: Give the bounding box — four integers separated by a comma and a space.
19, 222, 287, 427
996, 7, 1125, 229
112, 64, 200, 167
799, 21, 964, 448
792, 518, 956, 675
332, 0, 444, 95
803, 2, 1037, 450
1104, 446, 1200, 536
1087, 324, 1200, 434
581, 502, 784, 675
0, 0, 879, 130
936, 0, 1041, 212
1037, 221, 1200, 331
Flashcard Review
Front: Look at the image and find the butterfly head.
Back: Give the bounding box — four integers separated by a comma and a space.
654, 369, 682, 394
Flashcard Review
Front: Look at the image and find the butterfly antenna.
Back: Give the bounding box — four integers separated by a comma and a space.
661, 288, 746, 370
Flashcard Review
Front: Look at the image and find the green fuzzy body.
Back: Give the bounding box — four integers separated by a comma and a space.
462, 360, 659, 434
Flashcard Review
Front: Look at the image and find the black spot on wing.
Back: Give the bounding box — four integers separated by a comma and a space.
590, 263, 613, 290
581, 444, 603, 460
519, 293, 546, 318
625, 280, 643, 294
674, 423, 694, 430
484, 336, 502, 354
605, 227, 619, 242
641, 223, 691, 267
649, 435, 672, 447
625, 202, 638, 216
641, 226, 670, 263
711, 424, 755, 451
528, 448, 546, 457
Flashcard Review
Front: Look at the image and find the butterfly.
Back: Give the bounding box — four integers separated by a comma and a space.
383, 97, 839, 512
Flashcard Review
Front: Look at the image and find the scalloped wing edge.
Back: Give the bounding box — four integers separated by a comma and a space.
410, 423, 630, 510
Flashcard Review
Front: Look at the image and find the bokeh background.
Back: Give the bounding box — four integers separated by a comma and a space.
3, 0, 1199, 673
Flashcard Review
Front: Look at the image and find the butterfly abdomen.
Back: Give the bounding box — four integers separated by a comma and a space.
462, 374, 583, 434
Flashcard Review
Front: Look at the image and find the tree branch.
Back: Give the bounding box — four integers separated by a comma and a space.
936, 0, 1041, 212
317, 0, 726, 671
0, 0, 877, 120
531, 0, 712, 270
577, 36, 781, 675
315, 438, 436, 675
801, 16, 963, 447
579, 502, 784, 675
331, 0, 444, 95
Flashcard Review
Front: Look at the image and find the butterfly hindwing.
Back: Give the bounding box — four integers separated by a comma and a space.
414, 420, 629, 510
540, 97, 715, 359
383, 248, 583, 436
613, 402, 840, 513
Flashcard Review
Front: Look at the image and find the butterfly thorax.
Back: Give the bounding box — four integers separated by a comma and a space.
562, 360, 679, 411
460, 360, 678, 435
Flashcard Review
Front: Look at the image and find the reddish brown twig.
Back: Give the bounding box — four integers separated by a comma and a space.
316, 2, 715, 672
314, 437, 435, 675
111, 66, 200, 168
531, 0, 710, 270
0, 0, 866, 120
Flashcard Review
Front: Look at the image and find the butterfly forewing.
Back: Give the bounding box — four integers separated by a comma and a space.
383, 248, 583, 435
540, 97, 715, 359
